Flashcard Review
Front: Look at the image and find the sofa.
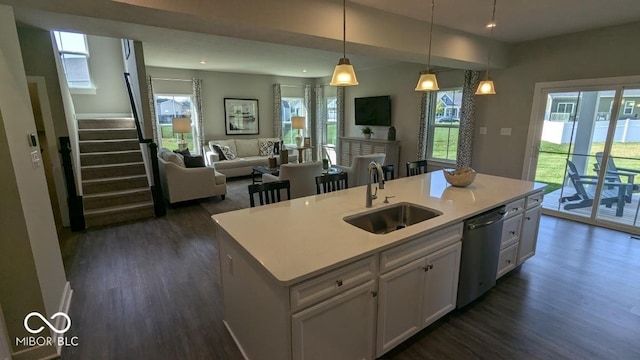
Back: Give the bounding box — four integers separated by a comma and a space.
158, 148, 227, 203
262, 161, 323, 199
203, 138, 297, 178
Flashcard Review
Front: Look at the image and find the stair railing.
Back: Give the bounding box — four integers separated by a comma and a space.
60, 136, 86, 231
124, 72, 166, 217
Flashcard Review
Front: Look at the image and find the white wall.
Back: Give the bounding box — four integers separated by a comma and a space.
146, 66, 313, 141
0, 5, 66, 356
473, 21, 640, 179
72, 34, 130, 116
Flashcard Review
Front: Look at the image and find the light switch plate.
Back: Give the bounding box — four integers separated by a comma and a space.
31, 150, 41, 168
479, 127, 487, 135
500, 128, 512, 136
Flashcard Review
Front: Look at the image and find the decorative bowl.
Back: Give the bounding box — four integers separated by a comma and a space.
443, 167, 476, 187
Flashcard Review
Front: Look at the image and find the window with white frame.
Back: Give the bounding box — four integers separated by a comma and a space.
556, 102, 574, 114
428, 88, 462, 162
53, 31, 93, 89
623, 100, 635, 115
154, 94, 198, 152
281, 97, 306, 144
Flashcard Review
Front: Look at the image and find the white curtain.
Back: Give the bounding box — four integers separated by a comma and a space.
192, 78, 204, 154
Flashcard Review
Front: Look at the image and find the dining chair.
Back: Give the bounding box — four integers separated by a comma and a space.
406, 160, 428, 177
315, 172, 348, 194
373, 164, 395, 184
248, 180, 291, 207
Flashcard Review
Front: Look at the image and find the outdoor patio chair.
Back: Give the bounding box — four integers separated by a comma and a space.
594, 152, 640, 203
560, 159, 632, 217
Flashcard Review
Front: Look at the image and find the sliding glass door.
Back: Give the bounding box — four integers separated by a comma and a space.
531, 85, 640, 234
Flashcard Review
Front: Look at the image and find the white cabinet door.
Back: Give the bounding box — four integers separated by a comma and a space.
376, 258, 425, 357
292, 280, 376, 360
518, 205, 542, 265
422, 242, 461, 327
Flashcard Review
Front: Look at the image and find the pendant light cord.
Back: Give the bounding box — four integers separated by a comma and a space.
485, 0, 497, 79
342, 0, 346, 59
427, 0, 435, 71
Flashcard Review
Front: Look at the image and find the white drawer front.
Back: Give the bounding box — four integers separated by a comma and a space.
379, 223, 463, 273
501, 215, 522, 249
496, 243, 518, 279
505, 198, 525, 218
526, 191, 544, 209
290, 256, 376, 312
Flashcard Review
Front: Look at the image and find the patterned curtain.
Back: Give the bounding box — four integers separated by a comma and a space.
416, 92, 431, 160
336, 86, 345, 164
273, 83, 282, 138
456, 70, 480, 167
315, 85, 325, 161
303, 85, 314, 159
192, 78, 205, 154
147, 76, 159, 145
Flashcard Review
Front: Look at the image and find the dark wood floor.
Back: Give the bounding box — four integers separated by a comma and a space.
59, 204, 640, 360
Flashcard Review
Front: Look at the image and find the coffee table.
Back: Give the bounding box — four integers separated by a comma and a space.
251, 166, 279, 184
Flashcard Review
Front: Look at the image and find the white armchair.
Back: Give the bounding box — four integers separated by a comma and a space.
262, 161, 323, 199
336, 153, 386, 187
158, 149, 227, 203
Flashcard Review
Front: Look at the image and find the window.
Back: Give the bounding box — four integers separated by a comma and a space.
623, 100, 635, 115
326, 97, 337, 145
428, 88, 462, 162
281, 97, 306, 144
556, 102, 574, 114
154, 94, 197, 152
53, 31, 93, 89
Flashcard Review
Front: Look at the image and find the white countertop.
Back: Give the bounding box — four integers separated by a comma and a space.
212, 170, 545, 285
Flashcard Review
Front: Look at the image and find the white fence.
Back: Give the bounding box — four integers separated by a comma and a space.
541, 119, 640, 144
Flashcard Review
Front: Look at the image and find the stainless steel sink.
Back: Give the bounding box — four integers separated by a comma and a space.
343, 202, 442, 234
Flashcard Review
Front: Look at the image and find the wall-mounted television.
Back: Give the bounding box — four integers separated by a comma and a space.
355, 95, 391, 126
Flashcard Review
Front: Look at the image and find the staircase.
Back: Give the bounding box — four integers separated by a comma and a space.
78, 118, 154, 227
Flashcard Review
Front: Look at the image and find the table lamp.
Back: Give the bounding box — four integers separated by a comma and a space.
172, 117, 191, 150
292, 116, 305, 148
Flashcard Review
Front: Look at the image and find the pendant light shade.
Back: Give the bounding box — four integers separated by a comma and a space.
330, 0, 358, 86
331, 58, 358, 86
415, 0, 438, 92
476, 0, 498, 95
415, 73, 439, 91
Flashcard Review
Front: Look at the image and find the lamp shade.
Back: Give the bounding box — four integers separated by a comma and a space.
415, 73, 439, 91
475, 80, 496, 95
330, 58, 359, 86
292, 116, 305, 130
172, 117, 191, 133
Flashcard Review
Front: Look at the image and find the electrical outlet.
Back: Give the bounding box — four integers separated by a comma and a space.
479, 127, 487, 135
500, 128, 512, 136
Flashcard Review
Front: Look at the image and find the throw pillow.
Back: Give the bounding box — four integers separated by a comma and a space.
183, 155, 205, 168
210, 144, 227, 161
221, 145, 236, 160
174, 148, 191, 156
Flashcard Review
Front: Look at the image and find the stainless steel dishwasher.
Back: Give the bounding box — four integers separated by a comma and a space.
456, 206, 507, 308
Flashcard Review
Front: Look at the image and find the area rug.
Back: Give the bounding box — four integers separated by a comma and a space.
199, 176, 252, 215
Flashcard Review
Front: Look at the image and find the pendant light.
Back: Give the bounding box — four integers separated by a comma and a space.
476, 0, 497, 95
330, 0, 358, 86
415, 0, 439, 91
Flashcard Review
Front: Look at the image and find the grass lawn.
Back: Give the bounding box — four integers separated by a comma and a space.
535, 141, 640, 194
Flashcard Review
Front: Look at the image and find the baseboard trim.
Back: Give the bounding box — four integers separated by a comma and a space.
54, 282, 73, 355
11, 344, 56, 360
223, 320, 249, 360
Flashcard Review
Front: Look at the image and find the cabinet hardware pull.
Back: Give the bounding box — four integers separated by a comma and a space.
507, 260, 511, 264
371, 291, 377, 298
336, 280, 343, 287
525, 217, 531, 220
510, 231, 516, 235
429, 264, 434, 270
422, 266, 429, 272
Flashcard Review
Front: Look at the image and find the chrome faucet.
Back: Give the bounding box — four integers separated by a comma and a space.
366, 161, 385, 208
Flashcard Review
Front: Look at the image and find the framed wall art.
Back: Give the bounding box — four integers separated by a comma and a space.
224, 98, 259, 135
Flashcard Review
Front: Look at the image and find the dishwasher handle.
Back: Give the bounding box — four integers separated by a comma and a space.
466, 210, 507, 230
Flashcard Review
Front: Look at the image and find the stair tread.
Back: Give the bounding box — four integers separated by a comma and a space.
83, 188, 150, 199
84, 202, 154, 216
80, 150, 142, 156
82, 174, 148, 184
81, 162, 145, 169
79, 139, 139, 143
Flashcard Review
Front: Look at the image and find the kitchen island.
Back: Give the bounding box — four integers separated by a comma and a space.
212, 171, 545, 359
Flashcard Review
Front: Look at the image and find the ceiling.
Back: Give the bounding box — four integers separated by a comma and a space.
9, 0, 640, 78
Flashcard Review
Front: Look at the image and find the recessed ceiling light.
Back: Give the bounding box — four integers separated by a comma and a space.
486, 22, 496, 28
302, 69, 308, 73
200, 60, 207, 64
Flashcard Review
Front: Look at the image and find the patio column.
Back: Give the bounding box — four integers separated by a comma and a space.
572, 91, 598, 172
